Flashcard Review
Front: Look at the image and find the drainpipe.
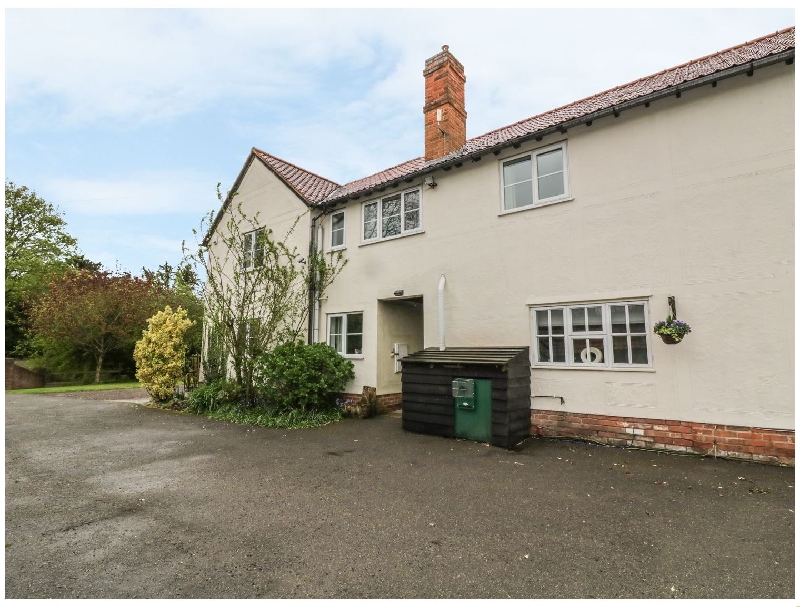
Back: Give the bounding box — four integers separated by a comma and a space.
438, 274, 446, 351
313, 223, 323, 343
307, 212, 325, 344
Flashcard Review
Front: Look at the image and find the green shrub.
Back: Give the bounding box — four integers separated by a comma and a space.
134, 306, 195, 402
253, 341, 354, 413
186, 378, 242, 414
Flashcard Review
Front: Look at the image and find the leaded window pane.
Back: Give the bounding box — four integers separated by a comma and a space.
631, 335, 648, 364
587, 306, 603, 332
571, 307, 586, 332
404, 209, 419, 231
551, 309, 564, 335
610, 305, 627, 334
536, 310, 549, 335
552, 337, 566, 362
243, 232, 253, 269
538, 337, 550, 363
503, 156, 532, 185
329, 316, 343, 353
404, 190, 420, 210
537, 173, 565, 200
628, 305, 646, 333
346, 333, 362, 355
612, 335, 629, 364
363, 203, 378, 240
504, 182, 534, 209
331, 212, 344, 247
346, 313, 362, 334
536, 148, 563, 176
382, 195, 401, 238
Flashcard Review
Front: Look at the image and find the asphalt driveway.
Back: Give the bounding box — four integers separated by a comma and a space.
5, 391, 795, 599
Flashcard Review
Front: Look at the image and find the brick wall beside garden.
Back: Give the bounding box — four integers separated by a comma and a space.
5, 358, 46, 390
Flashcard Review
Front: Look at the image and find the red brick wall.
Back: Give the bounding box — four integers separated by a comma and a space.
339, 392, 402, 413
5, 358, 46, 390
531, 409, 794, 466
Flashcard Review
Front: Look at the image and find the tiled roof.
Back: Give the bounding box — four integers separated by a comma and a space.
253, 148, 340, 204
258, 27, 794, 206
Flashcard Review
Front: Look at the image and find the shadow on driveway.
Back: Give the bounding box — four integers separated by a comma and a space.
5, 392, 794, 599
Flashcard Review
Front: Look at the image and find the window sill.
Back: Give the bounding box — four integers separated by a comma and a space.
499, 196, 573, 216
329, 245, 346, 253
342, 354, 364, 360
531, 365, 655, 372
359, 229, 425, 247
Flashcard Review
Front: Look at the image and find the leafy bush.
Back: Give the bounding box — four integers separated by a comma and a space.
185, 378, 242, 414
134, 305, 195, 402
254, 341, 355, 413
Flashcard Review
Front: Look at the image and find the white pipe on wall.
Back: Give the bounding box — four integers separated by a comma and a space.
313, 224, 323, 343
438, 273, 446, 351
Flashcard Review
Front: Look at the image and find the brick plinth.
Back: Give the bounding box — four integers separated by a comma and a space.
338, 392, 402, 413
531, 409, 794, 466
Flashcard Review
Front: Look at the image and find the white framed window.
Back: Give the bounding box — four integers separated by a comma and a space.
532, 301, 651, 368
328, 312, 363, 358
242, 228, 266, 270
501, 142, 570, 212
330, 210, 345, 250
362, 187, 422, 243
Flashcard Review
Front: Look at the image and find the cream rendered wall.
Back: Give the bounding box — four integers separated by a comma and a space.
320, 62, 794, 430
206, 158, 312, 361
209, 159, 311, 266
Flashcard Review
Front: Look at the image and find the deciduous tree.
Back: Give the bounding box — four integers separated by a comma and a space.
5, 181, 79, 354
30, 270, 166, 383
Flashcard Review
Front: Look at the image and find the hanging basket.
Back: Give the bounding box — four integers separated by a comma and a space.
658, 333, 683, 345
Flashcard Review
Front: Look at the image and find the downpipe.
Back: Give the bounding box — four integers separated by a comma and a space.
438, 274, 446, 351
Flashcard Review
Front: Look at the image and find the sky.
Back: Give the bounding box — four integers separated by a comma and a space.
4, 8, 795, 275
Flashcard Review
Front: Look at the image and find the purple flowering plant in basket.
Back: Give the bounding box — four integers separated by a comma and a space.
653, 317, 692, 344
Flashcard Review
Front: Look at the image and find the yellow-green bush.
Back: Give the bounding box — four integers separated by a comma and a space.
134, 305, 195, 402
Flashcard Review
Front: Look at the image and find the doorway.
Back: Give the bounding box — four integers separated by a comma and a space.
376, 296, 424, 396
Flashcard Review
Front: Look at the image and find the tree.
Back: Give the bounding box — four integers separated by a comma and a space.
134, 306, 195, 402
30, 269, 166, 383
187, 187, 346, 401
5, 181, 79, 355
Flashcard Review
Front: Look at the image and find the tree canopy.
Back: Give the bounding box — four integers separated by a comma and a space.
30, 269, 167, 383
5, 181, 79, 355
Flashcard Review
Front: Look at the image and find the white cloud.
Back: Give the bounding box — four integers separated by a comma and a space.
43, 170, 219, 216
7, 8, 793, 135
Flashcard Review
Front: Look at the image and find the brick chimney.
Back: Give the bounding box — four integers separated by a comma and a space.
423, 45, 467, 161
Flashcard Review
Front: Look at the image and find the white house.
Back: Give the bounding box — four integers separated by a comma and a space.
205, 28, 795, 464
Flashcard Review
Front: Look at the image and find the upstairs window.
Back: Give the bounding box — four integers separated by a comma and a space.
362, 188, 422, 243
243, 228, 266, 270
328, 312, 363, 357
532, 300, 651, 368
330, 210, 345, 250
502, 142, 569, 212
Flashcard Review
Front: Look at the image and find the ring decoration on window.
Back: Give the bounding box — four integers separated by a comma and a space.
580, 347, 603, 363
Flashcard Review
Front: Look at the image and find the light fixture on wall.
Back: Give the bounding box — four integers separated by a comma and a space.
394, 289, 404, 297
425, 175, 437, 189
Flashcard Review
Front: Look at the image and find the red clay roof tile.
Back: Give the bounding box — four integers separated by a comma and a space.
252, 148, 340, 204
259, 27, 794, 205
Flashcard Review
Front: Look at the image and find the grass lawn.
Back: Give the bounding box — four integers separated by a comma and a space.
7, 382, 142, 395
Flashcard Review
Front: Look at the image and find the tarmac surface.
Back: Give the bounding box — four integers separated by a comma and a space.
5, 390, 795, 599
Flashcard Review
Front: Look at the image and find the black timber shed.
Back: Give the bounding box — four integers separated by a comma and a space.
401, 347, 531, 449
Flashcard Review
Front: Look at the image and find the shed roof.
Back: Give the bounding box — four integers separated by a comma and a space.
402, 347, 529, 366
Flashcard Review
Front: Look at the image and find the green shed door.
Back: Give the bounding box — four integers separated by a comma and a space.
454, 379, 492, 443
